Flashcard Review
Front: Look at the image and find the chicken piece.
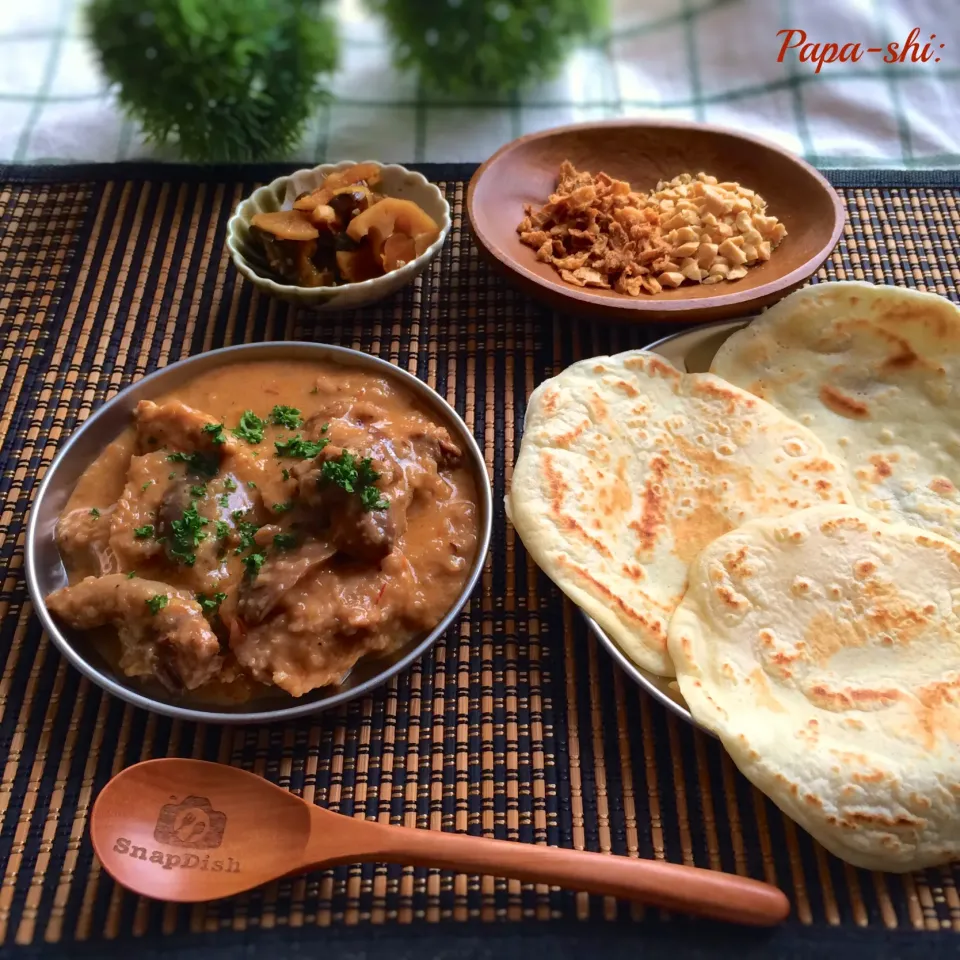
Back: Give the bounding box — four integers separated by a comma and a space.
107, 450, 172, 570
237, 539, 336, 625
229, 562, 402, 696
155, 479, 246, 596
57, 506, 119, 578
46, 575, 222, 692
293, 444, 401, 562
397, 413, 463, 469
135, 399, 236, 459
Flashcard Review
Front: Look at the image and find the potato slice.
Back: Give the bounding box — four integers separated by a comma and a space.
250, 210, 318, 241
346, 198, 440, 262
336, 246, 382, 284
381, 233, 417, 273
293, 164, 383, 213
326, 162, 381, 190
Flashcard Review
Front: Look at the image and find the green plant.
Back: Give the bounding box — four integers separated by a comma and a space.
369, 0, 609, 95
86, 0, 339, 162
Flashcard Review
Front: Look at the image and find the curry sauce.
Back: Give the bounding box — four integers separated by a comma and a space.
50, 360, 479, 703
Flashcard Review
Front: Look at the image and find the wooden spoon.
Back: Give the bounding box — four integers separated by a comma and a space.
89, 759, 789, 925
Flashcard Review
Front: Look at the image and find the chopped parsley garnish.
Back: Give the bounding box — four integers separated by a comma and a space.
232, 410, 266, 445
247, 481, 257, 489
270, 405, 303, 429
361, 486, 390, 511
168, 502, 209, 566
214, 520, 230, 540
168, 472, 177, 480
133, 524, 154, 539
319, 451, 389, 511
166, 451, 218, 478
141, 480, 154, 492
196, 591, 227, 614
201, 422, 226, 445
146, 594, 168, 615
274, 435, 329, 459
190, 484, 207, 499
126, 570, 137, 579
217, 494, 230, 508
273, 533, 297, 550
272, 501, 293, 514
281, 469, 290, 481
89, 507, 100, 519
223, 477, 237, 492
233, 520, 260, 554
243, 552, 266, 578
320, 423, 329, 433
231, 509, 247, 522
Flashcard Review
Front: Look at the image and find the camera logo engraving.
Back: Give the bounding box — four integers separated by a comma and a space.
154, 795, 226, 849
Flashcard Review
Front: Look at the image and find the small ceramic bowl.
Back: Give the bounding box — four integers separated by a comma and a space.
226, 161, 451, 309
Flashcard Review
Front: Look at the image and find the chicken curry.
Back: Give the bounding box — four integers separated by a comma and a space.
47, 360, 480, 702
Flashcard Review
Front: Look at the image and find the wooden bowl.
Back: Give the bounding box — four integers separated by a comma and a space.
467, 120, 845, 323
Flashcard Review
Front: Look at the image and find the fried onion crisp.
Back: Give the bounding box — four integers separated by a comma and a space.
518, 162, 787, 296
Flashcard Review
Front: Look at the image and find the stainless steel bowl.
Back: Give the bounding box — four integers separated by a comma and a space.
583, 318, 750, 732
25, 342, 492, 724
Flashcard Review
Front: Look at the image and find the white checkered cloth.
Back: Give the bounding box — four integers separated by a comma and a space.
1, 0, 957, 167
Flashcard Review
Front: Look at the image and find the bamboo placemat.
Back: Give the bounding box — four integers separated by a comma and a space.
0, 164, 958, 960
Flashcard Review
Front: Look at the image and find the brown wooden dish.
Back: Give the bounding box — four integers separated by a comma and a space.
467, 120, 845, 323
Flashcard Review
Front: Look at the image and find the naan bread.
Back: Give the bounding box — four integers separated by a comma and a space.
669, 506, 960, 872
711, 281, 960, 541
507, 351, 852, 675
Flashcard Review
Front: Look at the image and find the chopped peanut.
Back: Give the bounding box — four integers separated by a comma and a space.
516, 164, 787, 296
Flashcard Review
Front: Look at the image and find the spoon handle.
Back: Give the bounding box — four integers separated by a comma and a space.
315, 818, 789, 926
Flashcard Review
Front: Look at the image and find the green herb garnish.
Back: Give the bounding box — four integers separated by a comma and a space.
275, 435, 329, 459
141, 480, 154, 492
196, 591, 227, 614
231, 509, 247, 522
190, 484, 207, 499
361, 486, 390, 511
232, 410, 266, 445
214, 520, 230, 540
126, 570, 137, 579
217, 494, 230, 508
201, 422, 226, 445
247, 481, 257, 489
270, 405, 303, 429
166, 451, 218, 478
133, 524, 154, 539
223, 477, 237, 492
168, 471, 177, 480
233, 520, 260, 554
90, 508, 100, 519
320, 451, 389, 512
273, 533, 297, 550
272, 501, 294, 514
281, 468, 290, 481
146, 594, 168, 615
168, 502, 209, 566
243, 552, 267, 578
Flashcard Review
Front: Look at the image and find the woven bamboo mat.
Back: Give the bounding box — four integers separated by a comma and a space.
0, 164, 959, 959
